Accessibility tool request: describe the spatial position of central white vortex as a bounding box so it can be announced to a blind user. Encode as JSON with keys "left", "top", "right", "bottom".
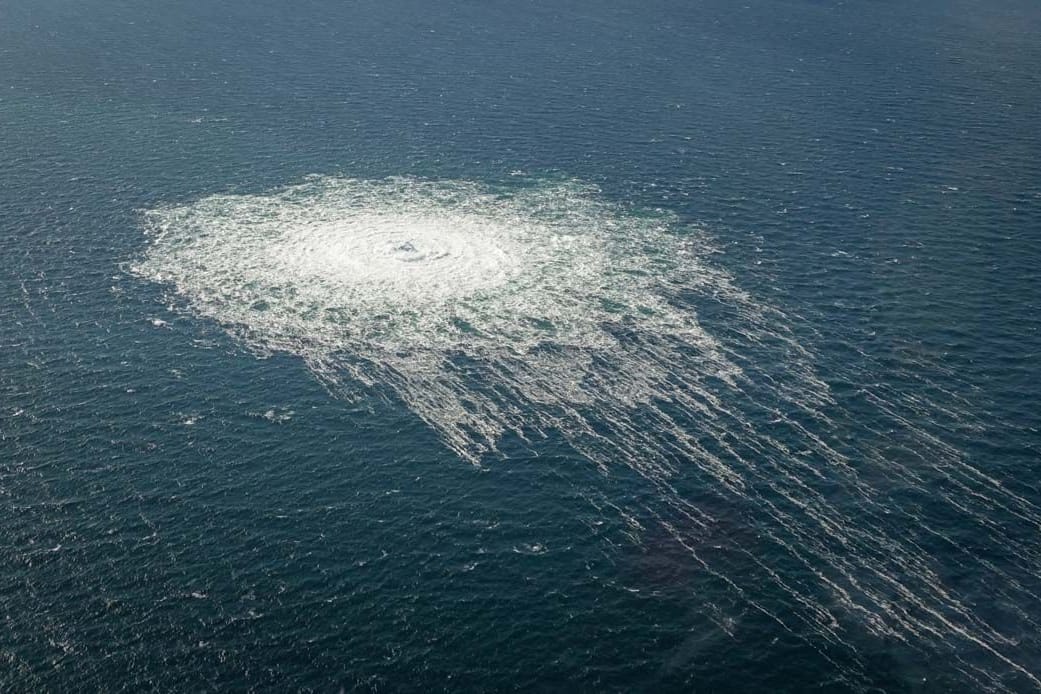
{"left": 274, "top": 213, "right": 521, "bottom": 305}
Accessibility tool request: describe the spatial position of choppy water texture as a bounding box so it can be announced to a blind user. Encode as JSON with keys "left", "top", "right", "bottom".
{"left": 3, "top": 0, "right": 1041, "bottom": 692}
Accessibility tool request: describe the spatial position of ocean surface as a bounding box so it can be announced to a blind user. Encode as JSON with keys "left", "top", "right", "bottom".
{"left": 2, "top": 1, "right": 1041, "bottom": 691}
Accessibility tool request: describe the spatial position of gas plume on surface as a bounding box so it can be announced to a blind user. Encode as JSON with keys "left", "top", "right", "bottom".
{"left": 133, "top": 175, "right": 1041, "bottom": 690}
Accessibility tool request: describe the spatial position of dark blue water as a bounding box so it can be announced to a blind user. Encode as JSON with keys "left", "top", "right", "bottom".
{"left": 3, "top": 1, "right": 1041, "bottom": 691}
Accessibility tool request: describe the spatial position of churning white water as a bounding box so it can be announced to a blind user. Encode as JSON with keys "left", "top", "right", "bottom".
{"left": 132, "top": 176, "right": 1041, "bottom": 690}
{"left": 132, "top": 176, "right": 745, "bottom": 462}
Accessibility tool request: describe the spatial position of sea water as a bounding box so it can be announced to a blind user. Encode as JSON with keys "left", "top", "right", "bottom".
{"left": 2, "top": 1, "right": 1041, "bottom": 691}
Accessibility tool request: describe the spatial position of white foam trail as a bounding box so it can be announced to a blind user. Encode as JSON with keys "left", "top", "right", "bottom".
{"left": 132, "top": 175, "right": 1041, "bottom": 690}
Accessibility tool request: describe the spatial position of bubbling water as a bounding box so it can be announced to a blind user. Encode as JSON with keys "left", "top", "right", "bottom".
{"left": 133, "top": 175, "right": 1041, "bottom": 690}
{"left": 133, "top": 176, "right": 745, "bottom": 460}
{"left": 137, "top": 177, "right": 720, "bottom": 355}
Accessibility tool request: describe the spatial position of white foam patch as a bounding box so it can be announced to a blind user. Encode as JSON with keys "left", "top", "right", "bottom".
{"left": 132, "top": 176, "right": 742, "bottom": 461}
{"left": 141, "top": 177, "right": 726, "bottom": 355}
{"left": 132, "top": 175, "right": 1041, "bottom": 690}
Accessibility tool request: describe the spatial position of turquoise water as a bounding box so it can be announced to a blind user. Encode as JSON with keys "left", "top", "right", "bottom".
{"left": 2, "top": 1, "right": 1041, "bottom": 691}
